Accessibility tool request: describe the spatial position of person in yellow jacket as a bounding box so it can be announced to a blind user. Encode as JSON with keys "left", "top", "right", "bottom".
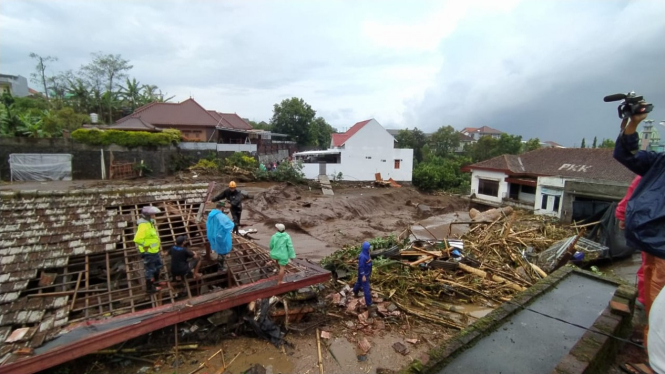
{"left": 134, "top": 206, "right": 163, "bottom": 293}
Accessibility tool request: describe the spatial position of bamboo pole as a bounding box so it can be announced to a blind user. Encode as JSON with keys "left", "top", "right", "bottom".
{"left": 458, "top": 263, "right": 525, "bottom": 292}
{"left": 316, "top": 328, "right": 324, "bottom": 374}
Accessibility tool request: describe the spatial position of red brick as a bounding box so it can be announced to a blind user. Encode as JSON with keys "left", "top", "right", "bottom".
{"left": 609, "top": 300, "right": 631, "bottom": 316}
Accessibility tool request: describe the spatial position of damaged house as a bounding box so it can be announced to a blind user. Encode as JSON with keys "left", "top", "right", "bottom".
{"left": 463, "top": 148, "right": 635, "bottom": 223}
{"left": 0, "top": 184, "right": 328, "bottom": 374}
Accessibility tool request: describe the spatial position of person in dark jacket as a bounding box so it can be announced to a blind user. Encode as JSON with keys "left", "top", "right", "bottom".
{"left": 613, "top": 110, "right": 665, "bottom": 358}
{"left": 170, "top": 236, "right": 201, "bottom": 281}
{"left": 211, "top": 181, "right": 251, "bottom": 234}
{"left": 353, "top": 241, "right": 373, "bottom": 307}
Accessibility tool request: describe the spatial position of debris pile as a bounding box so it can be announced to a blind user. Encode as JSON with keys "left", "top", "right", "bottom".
{"left": 322, "top": 209, "right": 581, "bottom": 329}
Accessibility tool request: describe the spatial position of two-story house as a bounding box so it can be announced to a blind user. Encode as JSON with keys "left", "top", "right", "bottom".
{"left": 294, "top": 119, "right": 414, "bottom": 181}
{"left": 460, "top": 126, "right": 504, "bottom": 140}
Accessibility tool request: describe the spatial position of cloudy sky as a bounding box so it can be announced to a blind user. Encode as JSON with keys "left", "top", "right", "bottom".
{"left": 1, "top": 0, "right": 663, "bottom": 146}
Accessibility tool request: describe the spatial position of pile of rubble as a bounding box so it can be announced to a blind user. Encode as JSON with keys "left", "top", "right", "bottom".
{"left": 322, "top": 208, "right": 582, "bottom": 329}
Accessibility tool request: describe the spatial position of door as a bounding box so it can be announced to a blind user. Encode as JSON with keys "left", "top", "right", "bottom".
{"left": 319, "top": 162, "right": 326, "bottom": 176}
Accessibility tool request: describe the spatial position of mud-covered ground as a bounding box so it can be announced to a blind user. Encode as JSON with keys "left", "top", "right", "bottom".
{"left": 236, "top": 182, "right": 469, "bottom": 261}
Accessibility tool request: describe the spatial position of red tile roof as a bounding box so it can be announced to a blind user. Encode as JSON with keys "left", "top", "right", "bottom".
{"left": 459, "top": 132, "right": 475, "bottom": 142}
{"left": 332, "top": 119, "right": 372, "bottom": 147}
{"left": 219, "top": 112, "right": 253, "bottom": 130}
{"left": 115, "top": 98, "right": 219, "bottom": 127}
{"left": 543, "top": 141, "right": 564, "bottom": 148}
{"left": 465, "top": 148, "right": 635, "bottom": 183}
{"left": 462, "top": 126, "right": 503, "bottom": 135}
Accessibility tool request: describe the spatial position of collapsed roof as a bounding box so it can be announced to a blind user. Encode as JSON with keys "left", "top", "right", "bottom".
{"left": 0, "top": 184, "right": 328, "bottom": 373}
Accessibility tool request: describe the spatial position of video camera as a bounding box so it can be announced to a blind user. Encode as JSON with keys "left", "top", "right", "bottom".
{"left": 603, "top": 91, "right": 654, "bottom": 119}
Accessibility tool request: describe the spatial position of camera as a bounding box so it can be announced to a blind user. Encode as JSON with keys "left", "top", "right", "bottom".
{"left": 603, "top": 91, "right": 654, "bottom": 119}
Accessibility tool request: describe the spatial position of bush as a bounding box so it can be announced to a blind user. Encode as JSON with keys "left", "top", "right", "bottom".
{"left": 190, "top": 159, "right": 219, "bottom": 174}
{"left": 224, "top": 152, "right": 257, "bottom": 169}
{"left": 71, "top": 128, "right": 181, "bottom": 148}
{"left": 413, "top": 156, "right": 471, "bottom": 193}
{"left": 256, "top": 161, "right": 305, "bottom": 183}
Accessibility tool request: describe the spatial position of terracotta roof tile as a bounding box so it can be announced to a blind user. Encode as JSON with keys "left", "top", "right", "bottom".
{"left": 332, "top": 119, "right": 372, "bottom": 147}
{"left": 467, "top": 148, "right": 635, "bottom": 183}
{"left": 0, "top": 184, "right": 209, "bottom": 354}
{"left": 115, "top": 99, "right": 219, "bottom": 127}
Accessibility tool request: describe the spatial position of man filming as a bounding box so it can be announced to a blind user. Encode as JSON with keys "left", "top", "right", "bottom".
{"left": 613, "top": 108, "right": 664, "bottom": 374}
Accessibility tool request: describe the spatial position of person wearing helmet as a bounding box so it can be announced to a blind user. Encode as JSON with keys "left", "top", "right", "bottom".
{"left": 207, "top": 201, "right": 235, "bottom": 272}
{"left": 134, "top": 206, "right": 164, "bottom": 293}
{"left": 269, "top": 223, "right": 296, "bottom": 284}
{"left": 211, "top": 181, "right": 251, "bottom": 235}
{"left": 353, "top": 241, "right": 373, "bottom": 308}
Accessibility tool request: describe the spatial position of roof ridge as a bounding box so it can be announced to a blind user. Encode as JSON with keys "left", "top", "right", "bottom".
{"left": 183, "top": 98, "right": 221, "bottom": 124}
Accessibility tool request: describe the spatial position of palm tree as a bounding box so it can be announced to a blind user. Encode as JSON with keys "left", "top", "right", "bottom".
{"left": 119, "top": 78, "right": 142, "bottom": 111}
{"left": 67, "top": 78, "right": 90, "bottom": 113}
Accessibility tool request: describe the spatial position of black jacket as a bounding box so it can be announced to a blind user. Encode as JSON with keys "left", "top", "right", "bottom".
{"left": 212, "top": 188, "right": 246, "bottom": 209}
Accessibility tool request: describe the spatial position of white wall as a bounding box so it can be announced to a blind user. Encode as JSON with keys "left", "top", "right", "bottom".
{"left": 534, "top": 176, "right": 567, "bottom": 218}
{"left": 518, "top": 189, "right": 536, "bottom": 203}
{"left": 179, "top": 142, "right": 257, "bottom": 152}
{"left": 300, "top": 147, "right": 414, "bottom": 181}
{"left": 301, "top": 119, "right": 414, "bottom": 181}
{"left": 470, "top": 170, "right": 509, "bottom": 203}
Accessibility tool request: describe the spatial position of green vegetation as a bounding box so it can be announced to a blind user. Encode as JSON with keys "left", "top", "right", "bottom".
{"left": 71, "top": 128, "right": 180, "bottom": 148}
{"left": 256, "top": 161, "right": 305, "bottom": 183}
{"left": 269, "top": 97, "right": 336, "bottom": 147}
{"left": 1, "top": 52, "right": 175, "bottom": 140}
{"left": 224, "top": 152, "right": 258, "bottom": 169}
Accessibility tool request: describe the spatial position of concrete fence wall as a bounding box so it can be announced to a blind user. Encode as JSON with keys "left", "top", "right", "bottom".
{"left": 0, "top": 138, "right": 266, "bottom": 181}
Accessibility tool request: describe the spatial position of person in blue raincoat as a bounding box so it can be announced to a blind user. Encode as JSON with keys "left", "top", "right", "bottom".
{"left": 207, "top": 201, "right": 235, "bottom": 271}
{"left": 353, "top": 241, "right": 373, "bottom": 307}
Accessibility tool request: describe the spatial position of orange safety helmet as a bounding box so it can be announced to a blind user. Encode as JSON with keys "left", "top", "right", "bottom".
{"left": 229, "top": 181, "right": 237, "bottom": 188}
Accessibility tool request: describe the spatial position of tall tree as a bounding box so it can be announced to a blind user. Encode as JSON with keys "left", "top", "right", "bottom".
{"left": 249, "top": 120, "right": 272, "bottom": 131}
{"left": 592, "top": 136, "right": 597, "bottom": 148}
{"left": 120, "top": 78, "right": 142, "bottom": 111}
{"left": 495, "top": 133, "right": 523, "bottom": 155}
{"left": 429, "top": 125, "right": 460, "bottom": 157}
{"left": 581, "top": 138, "right": 586, "bottom": 148}
{"left": 82, "top": 52, "right": 133, "bottom": 123}
{"left": 310, "top": 116, "right": 335, "bottom": 148}
{"left": 270, "top": 97, "right": 316, "bottom": 146}
{"left": 523, "top": 138, "right": 541, "bottom": 152}
{"left": 395, "top": 128, "right": 428, "bottom": 162}
{"left": 29, "top": 53, "right": 58, "bottom": 101}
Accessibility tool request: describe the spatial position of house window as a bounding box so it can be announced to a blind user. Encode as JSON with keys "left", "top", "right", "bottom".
{"left": 394, "top": 159, "right": 401, "bottom": 169}
{"left": 541, "top": 196, "right": 548, "bottom": 210}
{"left": 365, "top": 156, "right": 372, "bottom": 159}
{"left": 521, "top": 185, "right": 536, "bottom": 194}
{"left": 478, "top": 179, "right": 499, "bottom": 197}
{"left": 553, "top": 196, "right": 561, "bottom": 211}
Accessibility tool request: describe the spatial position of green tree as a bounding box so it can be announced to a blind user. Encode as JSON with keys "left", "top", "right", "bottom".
{"left": 269, "top": 97, "right": 316, "bottom": 146}
{"left": 429, "top": 125, "right": 460, "bottom": 157}
{"left": 119, "top": 78, "right": 142, "bottom": 111}
{"left": 82, "top": 52, "right": 133, "bottom": 123}
{"left": 67, "top": 78, "right": 91, "bottom": 113}
{"left": 467, "top": 136, "right": 499, "bottom": 162}
{"left": 395, "top": 128, "right": 428, "bottom": 162}
{"left": 523, "top": 138, "right": 541, "bottom": 153}
{"left": 496, "top": 133, "right": 523, "bottom": 155}
{"left": 592, "top": 136, "right": 597, "bottom": 148}
{"left": 599, "top": 139, "right": 615, "bottom": 149}
{"left": 581, "top": 138, "right": 586, "bottom": 148}
{"left": 412, "top": 155, "right": 471, "bottom": 192}
{"left": 29, "top": 53, "right": 58, "bottom": 101}
{"left": 310, "top": 116, "right": 335, "bottom": 148}
{"left": 249, "top": 120, "right": 272, "bottom": 131}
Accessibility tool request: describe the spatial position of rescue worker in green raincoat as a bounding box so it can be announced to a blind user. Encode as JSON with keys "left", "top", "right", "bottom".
{"left": 269, "top": 223, "right": 296, "bottom": 284}
{"left": 134, "top": 206, "right": 163, "bottom": 293}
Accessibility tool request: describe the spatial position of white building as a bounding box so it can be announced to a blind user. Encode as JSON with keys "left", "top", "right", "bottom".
{"left": 460, "top": 126, "right": 504, "bottom": 140}
{"left": 294, "top": 119, "right": 414, "bottom": 181}
{"left": 463, "top": 148, "right": 636, "bottom": 222}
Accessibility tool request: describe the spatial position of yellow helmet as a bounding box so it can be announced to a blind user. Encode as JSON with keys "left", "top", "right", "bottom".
{"left": 229, "top": 181, "right": 237, "bottom": 188}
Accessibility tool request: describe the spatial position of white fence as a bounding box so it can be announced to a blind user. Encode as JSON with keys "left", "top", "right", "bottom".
{"left": 179, "top": 142, "right": 257, "bottom": 152}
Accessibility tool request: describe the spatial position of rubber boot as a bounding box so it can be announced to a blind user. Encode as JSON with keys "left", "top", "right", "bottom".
{"left": 146, "top": 279, "right": 155, "bottom": 294}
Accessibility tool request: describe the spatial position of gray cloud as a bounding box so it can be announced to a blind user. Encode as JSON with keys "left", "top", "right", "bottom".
{"left": 1, "top": 0, "right": 663, "bottom": 142}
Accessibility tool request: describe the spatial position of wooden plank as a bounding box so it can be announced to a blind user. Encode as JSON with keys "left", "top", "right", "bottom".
{"left": 105, "top": 252, "right": 113, "bottom": 312}
{"left": 69, "top": 272, "right": 83, "bottom": 311}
